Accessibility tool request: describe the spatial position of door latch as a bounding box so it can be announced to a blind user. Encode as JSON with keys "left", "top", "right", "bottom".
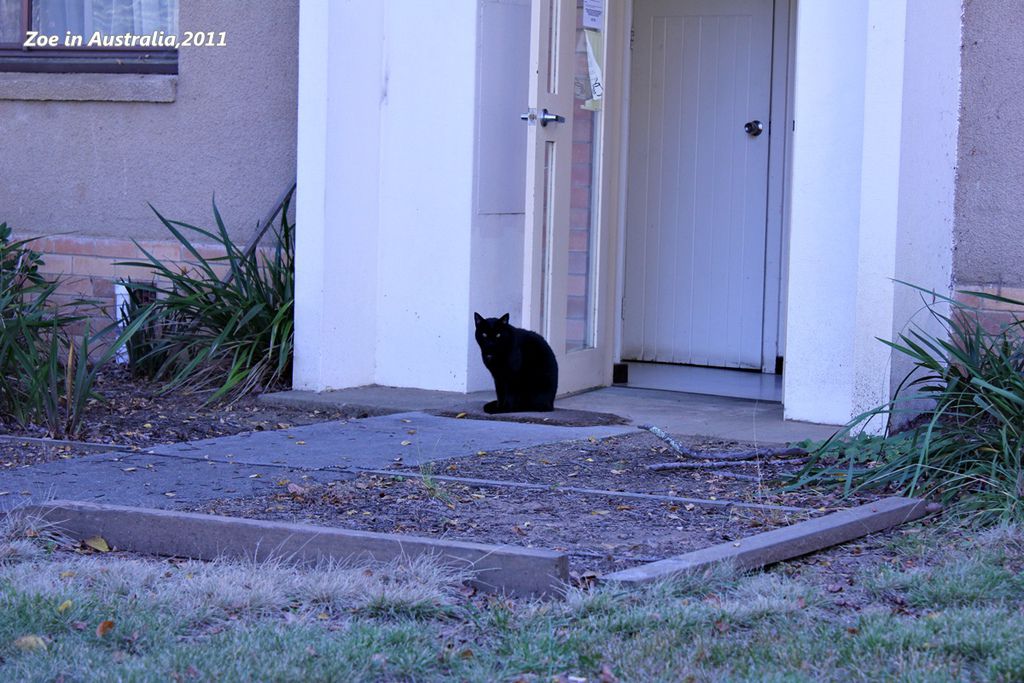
{"left": 520, "top": 108, "right": 566, "bottom": 127}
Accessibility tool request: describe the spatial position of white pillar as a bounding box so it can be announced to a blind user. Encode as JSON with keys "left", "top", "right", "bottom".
{"left": 783, "top": 1, "right": 909, "bottom": 426}
{"left": 294, "top": 0, "right": 383, "bottom": 390}
{"left": 295, "top": 0, "right": 480, "bottom": 392}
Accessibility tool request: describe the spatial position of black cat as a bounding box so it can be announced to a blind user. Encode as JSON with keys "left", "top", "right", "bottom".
{"left": 474, "top": 312, "right": 558, "bottom": 413}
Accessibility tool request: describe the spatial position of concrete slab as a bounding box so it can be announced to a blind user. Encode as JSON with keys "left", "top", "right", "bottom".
{"left": 147, "top": 411, "right": 633, "bottom": 469}
{"left": 259, "top": 385, "right": 492, "bottom": 415}
{"left": 0, "top": 412, "right": 632, "bottom": 512}
{"left": 429, "top": 405, "right": 629, "bottom": 427}
{"left": 605, "top": 497, "right": 935, "bottom": 585}
{"left": 21, "top": 500, "right": 568, "bottom": 597}
{"left": 262, "top": 384, "right": 840, "bottom": 443}
{"left": 558, "top": 387, "right": 841, "bottom": 443}
{"left": 0, "top": 451, "right": 348, "bottom": 512}
{"left": 262, "top": 386, "right": 628, "bottom": 427}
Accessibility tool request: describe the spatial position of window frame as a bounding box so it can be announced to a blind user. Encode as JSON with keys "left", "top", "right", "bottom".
{"left": 0, "top": 0, "right": 177, "bottom": 74}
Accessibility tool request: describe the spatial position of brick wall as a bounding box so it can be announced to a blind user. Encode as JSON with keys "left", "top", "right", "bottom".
{"left": 27, "top": 234, "right": 231, "bottom": 326}
{"left": 954, "top": 285, "right": 1024, "bottom": 336}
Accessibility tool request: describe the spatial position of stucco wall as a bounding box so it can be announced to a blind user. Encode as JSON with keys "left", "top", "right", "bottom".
{"left": 0, "top": 0, "right": 298, "bottom": 242}
{"left": 954, "top": 0, "right": 1024, "bottom": 288}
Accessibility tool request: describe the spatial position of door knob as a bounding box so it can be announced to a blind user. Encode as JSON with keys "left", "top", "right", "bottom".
{"left": 744, "top": 120, "right": 764, "bottom": 137}
{"left": 520, "top": 108, "right": 566, "bottom": 127}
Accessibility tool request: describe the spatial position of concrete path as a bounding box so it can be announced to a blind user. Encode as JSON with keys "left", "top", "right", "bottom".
{"left": 263, "top": 385, "right": 841, "bottom": 443}
{"left": 0, "top": 412, "right": 632, "bottom": 512}
{"left": 557, "top": 387, "right": 840, "bottom": 443}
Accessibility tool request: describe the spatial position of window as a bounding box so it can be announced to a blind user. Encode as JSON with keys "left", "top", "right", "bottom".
{"left": 0, "top": 0, "right": 178, "bottom": 73}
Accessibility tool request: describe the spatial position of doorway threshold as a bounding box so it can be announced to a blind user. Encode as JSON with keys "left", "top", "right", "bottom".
{"left": 620, "top": 363, "right": 782, "bottom": 402}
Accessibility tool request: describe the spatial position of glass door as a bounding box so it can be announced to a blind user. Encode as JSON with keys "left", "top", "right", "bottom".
{"left": 523, "top": 0, "right": 620, "bottom": 394}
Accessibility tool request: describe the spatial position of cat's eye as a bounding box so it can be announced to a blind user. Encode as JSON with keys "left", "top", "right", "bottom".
{"left": 495, "top": 333, "right": 501, "bottom": 338}
{"left": 481, "top": 333, "right": 488, "bottom": 338}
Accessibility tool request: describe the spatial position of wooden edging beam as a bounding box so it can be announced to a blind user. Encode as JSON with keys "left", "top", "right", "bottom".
{"left": 603, "top": 497, "right": 938, "bottom": 585}
{"left": 17, "top": 500, "right": 568, "bottom": 598}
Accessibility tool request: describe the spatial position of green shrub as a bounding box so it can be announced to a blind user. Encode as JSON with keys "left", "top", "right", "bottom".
{"left": 119, "top": 189, "right": 295, "bottom": 403}
{"left": 793, "top": 284, "right": 1024, "bottom": 524}
{"left": 0, "top": 223, "right": 149, "bottom": 438}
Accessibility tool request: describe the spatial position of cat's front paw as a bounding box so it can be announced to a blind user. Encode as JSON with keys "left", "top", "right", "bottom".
{"left": 483, "top": 400, "right": 500, "bottom": 414}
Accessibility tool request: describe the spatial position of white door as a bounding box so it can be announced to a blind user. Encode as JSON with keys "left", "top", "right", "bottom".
{"left": 622, "top": 0, "right": 775, "bottom": 370}
{"left": 523, "top": 0, "right": 625, "bottom": 394}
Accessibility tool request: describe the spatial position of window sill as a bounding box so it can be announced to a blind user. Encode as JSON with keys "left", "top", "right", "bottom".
{"left": 0, "top": 72, "right": 176, "bottom": 103}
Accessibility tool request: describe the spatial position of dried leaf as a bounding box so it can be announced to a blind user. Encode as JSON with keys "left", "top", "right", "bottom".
{"left": 13, "top": 635, "right": 47, "bottom": 652}
{"left": 454, "top": 412, "right": 467, "bottom": 419}
{"left": 96, "top": 620, "right": 115, "bottom": 637}
{"left": 83, "top": 536, "right": 110, "bottom": 553}
{"left": 122, "top": 467, "right": 137, "bottom": 473}
{"left": 57, "top": 599, "right": 73, "bottom": 614}
{"left": 599, "top": 663, "right": 620, "bottom": 683}
{"left": 590, "top": 510, "right": 610, "bottom": 516}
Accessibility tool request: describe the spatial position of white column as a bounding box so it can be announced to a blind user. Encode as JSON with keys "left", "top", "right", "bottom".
{"left": 889, "top": 0, "right": 960, "bottom": 410}
{"left": 372, "top": 0, "right": 479, "bottom": 391}
{"left": 294, "top": 0, "right": 480, "bottom": 392}
{"left": 294, "top": 0, "right": 384, "bottom": 390}
{"left": 850, "top": 0, "right": 908, "bottom": 424}
{"left": 783, "top": 1, "right": 909, "bottom": 426}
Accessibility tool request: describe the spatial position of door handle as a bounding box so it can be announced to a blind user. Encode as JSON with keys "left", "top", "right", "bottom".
{"left": 520, "top": 108, "right": 566, "bottom": 127}
{"left": 744, "top": 120, "right": 764, "bottom": 137}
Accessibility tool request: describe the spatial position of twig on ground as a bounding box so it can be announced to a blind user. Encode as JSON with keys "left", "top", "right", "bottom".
{"left": 646, "top": 458, "right": 806, "bottom": 471}
{"left": 711, "top": 471, "right": 799, "bottom": 482}
{"left": 358, "top": 468, "right": 809, "bottom": 512}
{"left": 638, "top": 424, "right": 808, "bottom": 462}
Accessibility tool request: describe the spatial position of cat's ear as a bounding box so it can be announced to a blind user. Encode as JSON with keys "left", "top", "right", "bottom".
{"left": 474, "top": 312, "right": 484, "bottom": 327}
{"left": 499, "top": 313, "right": 510, "bottom": 325}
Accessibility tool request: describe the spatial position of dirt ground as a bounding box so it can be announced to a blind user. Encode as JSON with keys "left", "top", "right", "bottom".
{"left": 192, "top": 432, "right": 887, "bottom": 577}
{"left": 2, "top": 376, "right": 911, "bottom": 582}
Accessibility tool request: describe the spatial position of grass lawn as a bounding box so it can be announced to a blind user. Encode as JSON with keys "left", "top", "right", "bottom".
{"left": 2, "top": 512, "right": 1023, "bottom": 682}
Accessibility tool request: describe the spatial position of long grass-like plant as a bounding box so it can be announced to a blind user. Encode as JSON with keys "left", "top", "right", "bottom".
{"left": 792, "top": 283, "right": 1024, "bottom": 524}
{"left": 0, "top": 223, "right": 150, "bottom": 438}
{"left": 119, "top": 188, "right": 295, "bottom": 402}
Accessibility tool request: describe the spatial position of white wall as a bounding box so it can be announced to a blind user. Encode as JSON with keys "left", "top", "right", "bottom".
{"left": 373, "top": 1, "right": 479, "bottom": 390}
{"left": 784, "top": 1, "right": 871, "bottom": 425}
{"left": 295, "top": 0, "right": 529, "bottom": 393}
{"left": 468, "top": 0, "right": 531, "bottom": 391}
{"left": 784, "top": 0, "right": 960, "bottom": 427}
{"left": 890, "top": 0, "right": 960, "bottom": 415}
{"left": 295, "top": 0, "right": 383, "bottom": 389}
